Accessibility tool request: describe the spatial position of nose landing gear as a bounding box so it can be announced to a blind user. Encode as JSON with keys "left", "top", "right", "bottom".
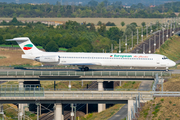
{"left": 166, "top": 67, "right": 169, "bottom": 72}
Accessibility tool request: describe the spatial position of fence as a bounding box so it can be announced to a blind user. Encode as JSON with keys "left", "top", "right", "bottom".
{"left": 0, "top": 87, "right": 44, "bottom": 97}
{"left": 0, "top": 71, "right": 171, "bottom": 77}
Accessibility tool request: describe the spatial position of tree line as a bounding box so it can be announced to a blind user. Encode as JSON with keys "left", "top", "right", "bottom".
{"left": 0, "top": 1, "right": 178, "bottom": 18}
{"left": 0, "top": 17, "right": 165, "bottom": 52}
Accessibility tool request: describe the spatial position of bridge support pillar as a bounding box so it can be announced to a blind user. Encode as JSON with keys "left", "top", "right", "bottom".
{"left": 18, "top": 80, "right": 24, "bottom": 90}
{"left": 97, "top": 80, "right": 106, "bottom": 113}
{"left": 0, "top": 104, "right": 4, "bottom": 120}
{"left": 54, "top": 103, "right": 63, "bottom": 120}
{"left": 98, "top": 103, "right": 106, "bottom": 113}
{"left": 18, "top": 104, "right": 24, "bottom": 120}
{"left": 18, "top": 80, "right": 24, "bottom": 120}
{"left": 128, "top": 99, "right": 134, "bottom": 120}
{"left": 97, "top": 80, "right": 104, "bottom": 91}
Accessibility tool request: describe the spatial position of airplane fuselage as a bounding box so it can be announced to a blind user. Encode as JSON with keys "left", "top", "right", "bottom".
{"left": 22, "top": 52, "right": 176, "bottom": 68}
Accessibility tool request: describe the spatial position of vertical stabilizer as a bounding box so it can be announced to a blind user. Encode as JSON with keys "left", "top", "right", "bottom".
{"left": 6, "top": 37, "right": 43, "bottom": 55}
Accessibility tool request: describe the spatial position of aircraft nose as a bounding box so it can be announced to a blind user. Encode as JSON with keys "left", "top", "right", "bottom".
{"left": 170, "top": 61, "right": 176, "bottom": 67}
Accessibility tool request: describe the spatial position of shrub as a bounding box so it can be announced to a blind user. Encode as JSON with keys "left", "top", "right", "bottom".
{"left": 86, "top": 23, "right": 91, "bottom": 26}
{"left": 106, "top": 22, "right": 116, "bottom": 26}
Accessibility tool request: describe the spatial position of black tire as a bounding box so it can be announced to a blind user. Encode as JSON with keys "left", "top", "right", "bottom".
{"left": 84, "top": 67, "right": 89, "bottom": 71}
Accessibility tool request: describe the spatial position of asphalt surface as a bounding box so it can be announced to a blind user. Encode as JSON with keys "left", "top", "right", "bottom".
{"left": 138, "top": 81, "right": 153, "bottom": 91}
{"left": 171, "top": 69, "right": 180, "bottom": 74}
{"left": 108, "top": 104, "right": 128, "bottom": 120}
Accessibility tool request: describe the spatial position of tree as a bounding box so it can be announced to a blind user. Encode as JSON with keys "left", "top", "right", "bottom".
{"left": 121, "top": 21, "right": 125, "bottom": 27}
{"left": 0, "top": 35, "right": 4, "bottom": 44}
{"left": 107, "top": 27, "right": 123, "bottom": 42}
{"left": 90, "top": 23, "right": 96, "bottom": 32}
{"left": 130, "top": 22, "right": 137, "bottom": 27}
{"left": 45, "top": 40, "right": 59, "bottom": 52}
{"left": 97, "top": 21, "right": 102, "bottom": 26}
{"left": 106, "top": 22, "right": 116, "bottom": 26}
{"left": 88, "top": 0, "right": 98, "bottom": 7}
{"left": 141, "top": 22, "right": 146, "bottom": 27}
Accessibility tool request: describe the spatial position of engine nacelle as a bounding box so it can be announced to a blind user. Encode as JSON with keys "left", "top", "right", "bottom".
{"left": 35, "top": 56, "right": 60, "bottom": 63}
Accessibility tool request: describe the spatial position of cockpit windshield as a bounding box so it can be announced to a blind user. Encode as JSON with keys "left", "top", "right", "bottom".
{"left": 162, "top": 56, "right": 168, "bottom": 60}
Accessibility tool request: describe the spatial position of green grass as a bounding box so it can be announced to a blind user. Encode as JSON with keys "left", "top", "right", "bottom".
{"left": 3, "top": 104, "right": 37, "bottom": 120}
{"left": 79, "top": 104, "right": 124, "bottom": 120}
{"left": 115, "top": 81, "right": 141, "bottom": 90}
{"left": 0, "top": 56, "right": 6, "bottom": 59}
{"left": 0, "top": 44, "right": 20, "bottom": 47}
{"left": 59, "top": 47, "right": 67, "bottom": 51}
{"left": 156, "top": 35, "right": 180, "bottom": 61}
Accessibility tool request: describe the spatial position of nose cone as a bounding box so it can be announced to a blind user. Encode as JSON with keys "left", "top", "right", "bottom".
{"left": 170, "top": 61, "right": 176, "bottom": 67}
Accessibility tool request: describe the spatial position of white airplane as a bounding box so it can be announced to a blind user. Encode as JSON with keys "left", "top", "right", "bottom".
{"left": 7, "top": 37, "right": 176, "bottom": 71}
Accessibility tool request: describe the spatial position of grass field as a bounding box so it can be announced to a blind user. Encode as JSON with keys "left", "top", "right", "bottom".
{"left": 138, "top": 97, "right": 180, "bottom": 120}
{"left": 161, "top": 74, "right": 180, "bottom": 91}
{"left": 156, "top": 35, "right": 180, "bottom": 62}
{"left": 0, "top": 48, "right": 40, "bottom": 66}
{"left": 3, "top": 104, "right": 36, "bottom": 120}
{"left": 79, "top": 104, "right": 124, "bottom": 120}
{"left": 115, "top": 81, "right": 141, "bottom": 90}
{"left": 0, "top": 17, "right": 164, "bottom": 27}
{"left": 41, "top": 81, "right": 92, "bottom": 90}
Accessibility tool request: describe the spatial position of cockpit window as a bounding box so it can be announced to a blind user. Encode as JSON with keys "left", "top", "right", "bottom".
{"left": 162, "top": 56, "right": 168, "bottom": 60}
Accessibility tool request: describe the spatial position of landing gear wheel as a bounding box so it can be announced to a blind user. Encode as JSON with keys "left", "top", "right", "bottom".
{"left": 84, "top": 67, "right": 89, "bottom": 71}
{"left": 166, "top": 67, "right": 169, "bottom": 72}
{"left": 81, "top": 68, "right": 85, "bottom": 71}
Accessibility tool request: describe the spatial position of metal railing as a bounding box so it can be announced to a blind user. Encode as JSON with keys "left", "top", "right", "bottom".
{"left": 0, "top": 87, "right": 44, "bottom": 97}
{"left": 152, "top": 73, "right": 159, "bottom": 91}
{"left": 0, "top": 71, "right": 171, "bottom": 77}
{"left": 43, "top": 88, "right": 151, "bottom": 91}
{"left": 153, "top": 91, "right": 180, "bottom": 97}
{"left": 0, "top": 84, "right": 41, "bottom": 88}
{"left": 44, "top": 91, "right": 154, "bottom": 100}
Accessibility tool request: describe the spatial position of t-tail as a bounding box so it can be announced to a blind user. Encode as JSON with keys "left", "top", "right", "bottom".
{"left": 6, "top": 37, "right": 43, "bottom": 55}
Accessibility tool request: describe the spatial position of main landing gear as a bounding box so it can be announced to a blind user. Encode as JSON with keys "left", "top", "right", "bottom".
{"left": 80, "top": 67, "right": 89, "bottom": 71}
{"left": 166, "top": 67, "right": 169, "bottom": 72}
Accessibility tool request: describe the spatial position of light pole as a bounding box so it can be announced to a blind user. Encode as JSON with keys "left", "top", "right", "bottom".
{"left": 149, "top": 38, "right": 151, "bottom": 53}
{"left": 137, "top": 29, "right": 138, "bottom": 45}
{"left": 125, "top": 35, "right": 127, "bottom": 52}
{"left": 159, "top": 30, "right": 160, "bottom": 49}
{"left": 146, "top": 24, "right": 148, "bottom": 38}
{"left": 132, "top": 32, "right": 133, "bottom": 49}
{"left": 141, "top": 27, "right": 143, "bottom": 42}
{"left": 154, "top": 34, "right": 156, "bottom": 53}
{"left": 143, "top": 44, "right": 145, "bottom": 54}
{"left": 119, "top": 39, "right": 121, "bottom": 53}
{"left": 166, "top": 23, "right": 168, "bottom": 41}
{"left": 162, "top": 27, "right": 165, "bottom": 44}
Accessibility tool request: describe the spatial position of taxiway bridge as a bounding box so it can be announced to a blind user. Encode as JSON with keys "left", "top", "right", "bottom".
{"left": 0, "top": 71, "right": 170, "bottom": 81}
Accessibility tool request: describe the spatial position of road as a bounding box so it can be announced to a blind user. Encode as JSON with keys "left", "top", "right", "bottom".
{"left": 138, "top": 81, "right": 153, "bottom": 91}
{"left": 108, "top": 104, "right": 128, "bottom": 120}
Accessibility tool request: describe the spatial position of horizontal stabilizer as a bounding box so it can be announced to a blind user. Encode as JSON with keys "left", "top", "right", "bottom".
{"left": 6, "top": 37, "right": 42, "bottom": 55}
{"left": 6, "top": 37, "right": 29, "bottom": 41}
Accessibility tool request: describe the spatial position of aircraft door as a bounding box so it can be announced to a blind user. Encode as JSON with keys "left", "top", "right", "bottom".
{"left": 156, "top": 57, "right": 160, "bottom": 64}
